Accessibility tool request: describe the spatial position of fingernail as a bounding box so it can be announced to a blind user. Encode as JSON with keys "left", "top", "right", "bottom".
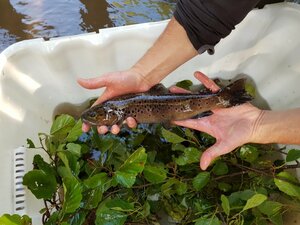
{"left": 201, "top": 160, "right": 209, "bottom": 170}
{"left": 111, "top": 125, "right": 120, "bottom": 134}
{"left": 82, "top": 124, "right": 90, "bottom": 132}
{"left": 98, "top": 126, "right": 108, "bottom": 134}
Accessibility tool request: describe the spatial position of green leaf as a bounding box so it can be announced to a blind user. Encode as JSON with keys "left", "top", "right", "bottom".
{"left": 138, "top": 201, "right": 151, "bottom": 219}
{"left": 239, "top": 189, "right": 256, "bottom": 201}
{"left": 96, "top": 210, "right": 126, "bottom": 225}
{"left": 66, "top": 143, "right": 82, "bottom": 158}
{"left": 212, "top": 161, "right": 228, "bottom": 176}
{"left": 171, "top": 143, "right": 186, "bottom": 152}
{"left": 194, "top": 216, "right": 221, "bottom": 225}
{"left": 200, "top": 133, "right": 216, "bottom": 146}
{"left": 0, "top": 214, "right": 32, "bottom": 225}
{"left": 193, "top": 172, "right": 210, "bottom": 191}
{"left": 50, "top": 114, "right": 75, "bottom": 136}
{"left": 268, "top": 213, "right": 283, "bottom": 225}
{"left": 242, "top": 194, "right": 267, "bottom": 212}
{"left": 93, "top": 133, "right": 118, "bottom": 153}
{"left": 82, "top": 187, "right": 103, "bottom": 210}
{"left": 286, "top": 149, "right": 300, "bottom": 162}
{"left": 274, "top": 171, "right": 300, "bottom": 199}
{"left": 176, "top": 181, "right": 188, "bottom": 195}
{"left": 218, "top": 182, "right": 231, "bottom": 192}
{"left": 221, "top": 195, "right": 230, "bottom": 216}
{"left": 66, "top": 119, "right": 83, "bottom": 142}
{"left": 84, "top": 173, "right": 109, "bottom": 189}
{"left": 114, "top": 171, "right": 136, "bottom": 188}
{"left": 258, "top": 200, "right": 282, "bottom": 216}
{"left": 163, "top": 198, "right": 188, "bottom": 222}
{"left": 228, "top": 190, "right": 255, "bottom": 208}
{"left": 117, "top": 147, "right": 147, "bottom": 173}
{"left": 69, "top": 211, "right": 88, "bottom": 225}
{"left": 245, "top": 82, "right": 256, "bottom": 98}
{"left": 58, "top": 150, "right": 80, "bottom": 177}
{"left": 62, "top": 177, "right": 82, "bottom": 214}
{"left": 239, "top": 145, "right": 259, "bottom": 163}
{"left": 33, "top": 155, "right": 55, "bottom": 175}
{"left": 114, "top": 147, "right": 147, "bottom": 188}
{"left": 44, "top": 211, "right": 59, "bottom": 225}
{"left": 106, "top": 199, "right": 134, "bottom": 212}
{"left": 161, "top": 128, "right": 186, "bottom": 144}
{"left": 143, "top": 164, "right": 167, "bottom": 184}
{"left": 174, "top": 147, "right": 201, "bottom": 166}
{"left": 146, "top": 151, "right": 157, "bottom": 163}
{"left": 184, "top": 128, "right": 199, "bottom": 143}
{"left": 45, "top": 135, "right": 57, "bottom": 156}
{"left": 26, "top": 138, "right": 35, "bottom": 148}
{"left": 161, "top": 178, "right": 187, "bottom": 198}
{"left": 96, "top": 199, "right": 128, "bottom": 225}
{"left": 23, "top": 170, "right": 57, "bottom": 199}
{"left": 175, "top": 79, "right": 193, "bottom": 90}
{"left": 257, "top": 201, "right": 284, "bottom": 225}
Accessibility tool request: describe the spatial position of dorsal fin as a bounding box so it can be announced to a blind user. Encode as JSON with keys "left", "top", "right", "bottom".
{"left": 109, "top": 83, "right": 169, "bottom": 102}
{"left": 147, "top": 83, "right": 169, "bottom": 95}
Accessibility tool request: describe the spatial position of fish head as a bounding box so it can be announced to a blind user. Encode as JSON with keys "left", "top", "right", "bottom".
{"left": 81, "top": 105, "right": 120, "bottom": 126}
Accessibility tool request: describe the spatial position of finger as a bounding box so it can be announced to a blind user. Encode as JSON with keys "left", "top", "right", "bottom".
{"left": 111, "top": 125, "right": 121, "bottom": 134}
{"left": 194, "top": 71, "right": 220, "bottom": 93}
{"left": 98, "top": 126, "right": 109, "bottom": 134}
{"left": 126, "top": 117, "right": 137, "bottom": 128}
{"left": 172, "top": 118, "right": 215, "bottom": 137}
{"left": 169, "top": 86, "right": 191, "bottom": 94}
{"left": 77, "top": 77, "right": 108, "bottom": 90}
{"left": 199, "top": 141, "right": 230, "bottom": 170}
{"left": 82, "top": 123, "right": 90, "bottom": 132}
{"left": 92, "top": 90, "right": 114, "bottom": 106}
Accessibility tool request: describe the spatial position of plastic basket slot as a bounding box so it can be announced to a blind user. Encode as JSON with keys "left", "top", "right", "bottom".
{"left": 13, "top": 147, "right": 27, "bottom": 215}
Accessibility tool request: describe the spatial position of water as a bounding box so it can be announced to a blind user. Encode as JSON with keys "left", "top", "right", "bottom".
{"left": 1, "top": 0, "right": 299, "bottom": 53}
{"left": 0, "top": 0, "right": 176, "bottom": 52}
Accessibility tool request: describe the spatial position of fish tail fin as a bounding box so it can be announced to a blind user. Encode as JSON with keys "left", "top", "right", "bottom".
{"left": 222, "top": 79, "right": 253, "bottom": 105}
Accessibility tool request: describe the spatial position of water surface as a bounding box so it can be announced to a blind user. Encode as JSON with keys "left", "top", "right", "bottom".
{"left": 0, "top": 0, "right": 176, "bottom": 52}
{"left": 1, "top": 0, "right": 300, "bottom": 52}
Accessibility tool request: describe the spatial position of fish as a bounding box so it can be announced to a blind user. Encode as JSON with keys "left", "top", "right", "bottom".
{"left": 81, "top": 79, "right": 253, "bottom": 126}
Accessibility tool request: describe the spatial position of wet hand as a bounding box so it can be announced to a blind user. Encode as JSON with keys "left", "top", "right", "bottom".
{"left": 173, "top": 104, "right": 262, "bottom": 170}
{"left": 171, "top": 72, "right": 262, "bottom": 170}
{"left": 77, "top": 69, "right": 151, "bottom": 134}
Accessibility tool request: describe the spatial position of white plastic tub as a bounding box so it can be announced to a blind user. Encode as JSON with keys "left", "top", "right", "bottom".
{"left": 0, "top": 2, "right": 300, "bottom": 224}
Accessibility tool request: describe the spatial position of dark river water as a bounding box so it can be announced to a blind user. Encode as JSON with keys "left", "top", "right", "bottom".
{"left": 1, "top": 0, "right": 300, "bottom": 53}
{"left": 0, "top": 0, "right": 176, "bottom": 52}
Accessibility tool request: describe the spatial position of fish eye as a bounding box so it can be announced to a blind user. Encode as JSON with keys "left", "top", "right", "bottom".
{"left": 89, "top": 111, "right": 97, "bottom": 118}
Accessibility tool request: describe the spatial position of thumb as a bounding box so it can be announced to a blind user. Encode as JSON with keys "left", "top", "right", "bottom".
{"left": 200, "top": 141, "right": 230, "bottom": 170}
{"left": 77, "top": 76, "right": 108, "bottom": 89}
{"left": 172, "top": 118, "right": 215, "bottom": 137}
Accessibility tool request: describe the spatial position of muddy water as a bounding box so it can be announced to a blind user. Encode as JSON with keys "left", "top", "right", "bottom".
{"left": 0, "top": 0, "right": 176, "bottom": 52}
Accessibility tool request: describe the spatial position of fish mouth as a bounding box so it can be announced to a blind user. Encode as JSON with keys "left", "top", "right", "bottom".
{"left": 81, "top": 117, "right": 99, "bottom": 126}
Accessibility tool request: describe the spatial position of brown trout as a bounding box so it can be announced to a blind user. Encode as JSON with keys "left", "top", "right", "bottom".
{"left": 81, "top": 79, "right": 253, "bottom": 126}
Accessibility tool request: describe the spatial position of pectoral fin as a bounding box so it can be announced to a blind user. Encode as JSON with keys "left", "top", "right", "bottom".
{"left": 192, "top": 111, "right": 213, "bottom": 119}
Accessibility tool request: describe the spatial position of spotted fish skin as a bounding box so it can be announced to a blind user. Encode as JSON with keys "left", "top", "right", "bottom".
{"left": 81, "top": 79, "right": 253, "bottom": 126}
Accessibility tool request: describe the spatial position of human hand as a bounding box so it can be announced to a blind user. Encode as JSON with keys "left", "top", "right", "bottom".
{"left": 171, "top": 72, "right": 262, "bottom": 170}
{"left": 77, "top": 69, "right": 151, "bottom": 134}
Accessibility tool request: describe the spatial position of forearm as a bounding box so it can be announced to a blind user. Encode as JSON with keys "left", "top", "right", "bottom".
{"left": 253, "top": 109, "right": 300, "bottom": 144}
{"left": 131, "top": 17, "right": 198, "bottom": 87}
{"left": 131, "top": 0, "right": 260, "bottom": 87}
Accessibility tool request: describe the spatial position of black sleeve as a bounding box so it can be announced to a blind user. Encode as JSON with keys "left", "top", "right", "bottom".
{"left": 173, "top": 0, "right": 261, "bottom": 54}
